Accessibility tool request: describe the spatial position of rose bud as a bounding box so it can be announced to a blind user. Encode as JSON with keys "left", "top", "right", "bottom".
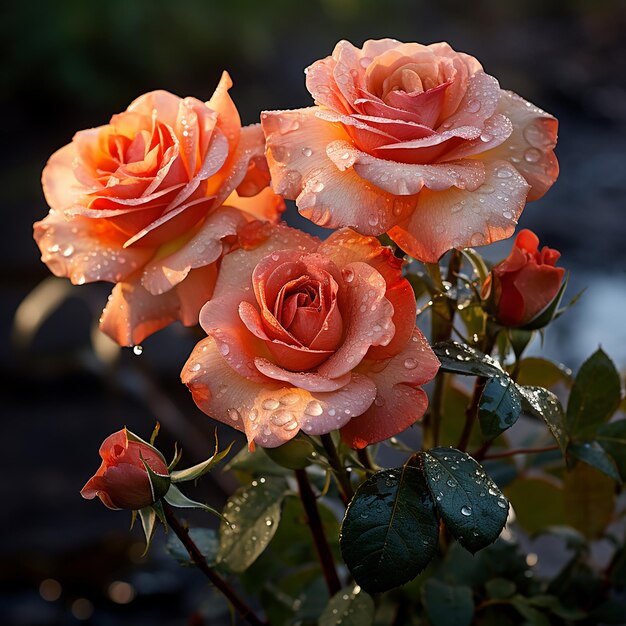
{"left": 81, "top": 429, "right": 170, "bottom": 510}
{"left": 481, "top": 229, "right": 565, "bottom": 327}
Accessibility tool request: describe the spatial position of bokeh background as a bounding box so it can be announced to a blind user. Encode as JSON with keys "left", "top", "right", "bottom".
{"left": 2, "top": 0, "right": 626, "bottom": 623}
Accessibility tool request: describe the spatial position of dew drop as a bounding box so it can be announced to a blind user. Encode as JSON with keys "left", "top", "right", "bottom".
{"left": 227, "top": 408, "right": 241, "bottom": 422}
{"left": 496, "top": 167, "right": 513, "bottom": 178}
{"left": 262, "top": 398, "right": 280, "bottom": 410}
{"left": 62, "top": 244, "right": 74, "bottom": 257}
{"left": 404, "top": 358, "right": 418, "bottom": 370}
{"left": 524, "top": 148, "right": 541, "bottom": 163}
{"left": 133, "top": 345, "right": 143, "bottom": 356}
{"left": 466, "top": 99, "right": 481, "bottom": 113}
{"left": 304, "top": 400, "right": 323, "bottom": 417}
{"left": 189, "top": 363, "right": 201, "bottom": 372}
{"left": 302, "top": 147, "right": 313, "bottom": 157}
{"left": 219, "top": 343, "right": 230, "bottom": 356}
{"left": 461, "top": 505, "right": 472, "bottom": 516}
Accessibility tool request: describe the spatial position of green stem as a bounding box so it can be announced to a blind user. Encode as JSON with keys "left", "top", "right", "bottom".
{"left": 320, "top": 433, "right": 353, "bottom": 505}
{"left": 457, "top": 327, "right": 498, "bottom": 452}
{"left": 477, "top": 444, "right": 560, "bottom": 461}
{"left": 295, "top": 469, "right": 342, "bottom": 596}
{"left": 357, "top": 447, "right": 376, "bottom": 472}
{"left": 424, "top": 251, "right": 462, "bottom": 449}
{"left": 162, "top": 502, "right": 266, "bottom": 626}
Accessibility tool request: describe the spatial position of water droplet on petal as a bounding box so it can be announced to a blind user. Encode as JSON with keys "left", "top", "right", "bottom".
{"left": 524, "top": 148, "right": 541, "bottom": 163}
{"left": 404, "top": 358, "right": 418, "bottom": 369}
{"left": 262, "top": 398, "right": 280, "bottom": 410}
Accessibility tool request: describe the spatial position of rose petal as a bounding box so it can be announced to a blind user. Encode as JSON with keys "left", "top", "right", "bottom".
{"left": 388, "top": 159, "right": 530, "bottom": 262}
{"left": 317, "top": 261, "right": 395, "bottom": 378}
{"left": 99, "top": 274, "right": 182, "bottom": 346}
{"left": 341, "top": 328, "right": 440, "bottom": 448}
{"left": 327, "top": 139, "right": 485, "bottom": 194}
{"left": 141, "top": 207, "right": 247, "bottom": 295}
{"left": 261, "top": 108, "right": 418, "bottom": 235}
{"left": 487, "top": 90, "right": 559, "bottom": 201}
{"left": 199, "top": 226, "right": 319, "bottom": 381}
{"left": 207, "top": 71, "right": 241, "bottom": 149}
{"left": 41, "top": 143, "right": 85, "bottom": 212}
{"left": 225, "top": 187, "right": 285, "bottom": 223}
{"left": 305, "top": 56, "right": 352, "bottom": 113}
{"left": 33, "top": 212, "right": 152, "bottom": 286}
{"left": 182, "top": 337, "right": 376, "bottom": 447}
{"left": 254, "top": 358, "right": 351, "bottom": 392}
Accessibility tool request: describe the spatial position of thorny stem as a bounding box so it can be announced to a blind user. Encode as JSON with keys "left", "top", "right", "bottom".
{"left": 162, "top": 502, "right": 267, "bottom": 626}
{"left": 295, "top": 468, "right": 342, "bottom": 596}
{"left": 477, "top": 444, "right": 560, "bottom": 460}
{"left": 320, "top": 433, "right": 353, "bottom": 505}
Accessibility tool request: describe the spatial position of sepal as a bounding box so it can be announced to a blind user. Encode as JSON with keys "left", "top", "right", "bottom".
{"left": 170, "top": 431, "right": 234, "bottom": 483}
{"left": 164, "top": 483, "right": 227, "bottom": 523}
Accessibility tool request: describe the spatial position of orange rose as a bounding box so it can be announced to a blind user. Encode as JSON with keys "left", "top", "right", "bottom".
{"left": 181, "top": 224, "right": 440, "bottom": 449}
{"left": 34, "top": 72, "right": 284, "bottom": 346}
{"left": 482, "top": 229, "right": 565, "bottom": 327}
{"left": 81, "top": 429, "right": 169, "bottom": 510}
{"left": 261, "top": 39, "right": 559, "bottom": 262}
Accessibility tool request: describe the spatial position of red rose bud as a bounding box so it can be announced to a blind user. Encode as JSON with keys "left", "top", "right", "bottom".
{"left": 482, "top": 229, "right": 565, "bottom": 327}
{"left": 81, "top": 429, "right": 170, "bottom": 510}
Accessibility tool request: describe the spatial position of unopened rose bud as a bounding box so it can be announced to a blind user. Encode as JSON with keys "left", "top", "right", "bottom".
{"left": 81, "top": 429, "right": 170, "bottom": 510}
{"left": 482, "top": 229, "right": 565, "bottom": 328}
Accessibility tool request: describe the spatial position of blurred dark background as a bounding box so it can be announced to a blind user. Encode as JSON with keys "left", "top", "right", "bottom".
{"left": 2, "top": 0, "right": 626, "bottom": 623}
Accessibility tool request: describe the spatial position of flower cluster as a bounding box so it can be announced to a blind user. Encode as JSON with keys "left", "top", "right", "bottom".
{"left": 34, "top": 39, "right": 560, "bottom": 449}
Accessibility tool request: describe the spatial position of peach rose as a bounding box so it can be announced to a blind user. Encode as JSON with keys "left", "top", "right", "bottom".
{"left": 482, "top": 229, "right": 565, "bottom": 327}
{"left": 34, "top": 72, "right": 284, "bottom": 346}
{"left": 181, "top": 224, "right": 440, "bottom": 449}
{"left": 261, "top": 39, "right": 559, "bottom": 262}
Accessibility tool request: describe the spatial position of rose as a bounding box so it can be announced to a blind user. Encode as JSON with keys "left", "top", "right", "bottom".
{"left": 34, "top": 72, "right": 284, "bottom": 346}
{"left": 181, "top": 223, "right": 440, "bottom": 449}
{"left": 482, "top": 229, "right": 565, "bottom": 327}
{"left": 81, "top": 429, "right": 169, "bottom": 510}
{"left": 261, "top": 39, "right": 559, "bottom": 262}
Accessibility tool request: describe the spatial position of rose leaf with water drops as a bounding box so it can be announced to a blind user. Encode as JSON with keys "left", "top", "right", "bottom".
{"left": 421, "top": 448, "right": 509, "bottom": 553}
{"left": 319, "top": 585, "right": 375, "bottom": 626}
{"left": 340, "top": 462, "right": 439, "bottom": 593}
{"left": 218, "top": 476, "right": 288, "bottom": 573}
{"left": 433, "top": 341, "right": 504, "bottom": 378}
{"left": 478, "top": 376, "right": 523, "bottom": 439}
{"left": 517, "top": 385, "right": 568, "bottom": 454}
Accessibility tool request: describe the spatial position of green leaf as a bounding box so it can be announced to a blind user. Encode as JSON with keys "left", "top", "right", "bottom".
{"left": 163, "top": 484, "right": 224, "bottom": 520}
{"left": 596, "top": 419, "right": 626, "bottom": 481}
{"left": 478, "top": 376, "right": 523, "bottom": 439}
{"left": 564, "top": 463, "right": 615, "bottom": 539}
{"left": 170, "top": 440, "right": 234, "bottom": 483}
{"left": 511, "top": 597, "right": 551, "bottom": 626}
{"left": 514, "top": 357, "right": 572, "bottom": 388}
{"left": 568, "top": 441, "right": 621, "bottom": 482}
{"left": 218, "top": 477, "right": 288, "bottom": 573}
{"left": 504, "top": 478, "right": 565, "bottom": 534}
{"left": 461, "top": 247, "right": 490, "bottom": 283}
{"left": 141, "top": 456, "right": 171, "bottom": 502}
{"left": 166, "top": 528, "right": 219, "bottom": 567}
{"left": 340, "top": 462, "right": 439, "bottom": 593}
{"left": 527, "top": 595, "right": 586, "bottom": 620}
{"left": 433, "top": 341, "right": 504, "bottom": 378}
{"left": 319, "top": 585, "right": 375, "bottom": 626}
{"left": 485, "top": 578, "right": 516, "bottom": 599}
{"left": 422, "top": 448, "right": 508, "bottom": 553}
{"left": 224, "top": 444, "right": 291, "bottom": 480}
{"left": 421, "top": 579, "right": 474, "bottom": 626}
{"left": 566, "top": 349, "right": 621, "bottom": 438}
{"left": 264, "top": 436, "right": 316, "bottom": 470}
{"left": 138, "top": 506, "right": 157, "bottom": 555}
{"left": 517, "top": 386, "right": 568, "bottom": 453}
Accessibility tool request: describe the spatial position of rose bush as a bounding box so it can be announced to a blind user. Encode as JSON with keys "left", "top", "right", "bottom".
{"left": 34, "top": 72, "right": 283, "bottom": 346}
{"left": 81, "top": 429, "right": 169, "bottom": 510}
{"left": 181, "top": 224, "right": 439, "bottom": 449}
{"left": 261, "top": 39, "right": 559, "bottom": 262}
{"left": 482, "top": 228, "right": 565, "bottom": 327}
